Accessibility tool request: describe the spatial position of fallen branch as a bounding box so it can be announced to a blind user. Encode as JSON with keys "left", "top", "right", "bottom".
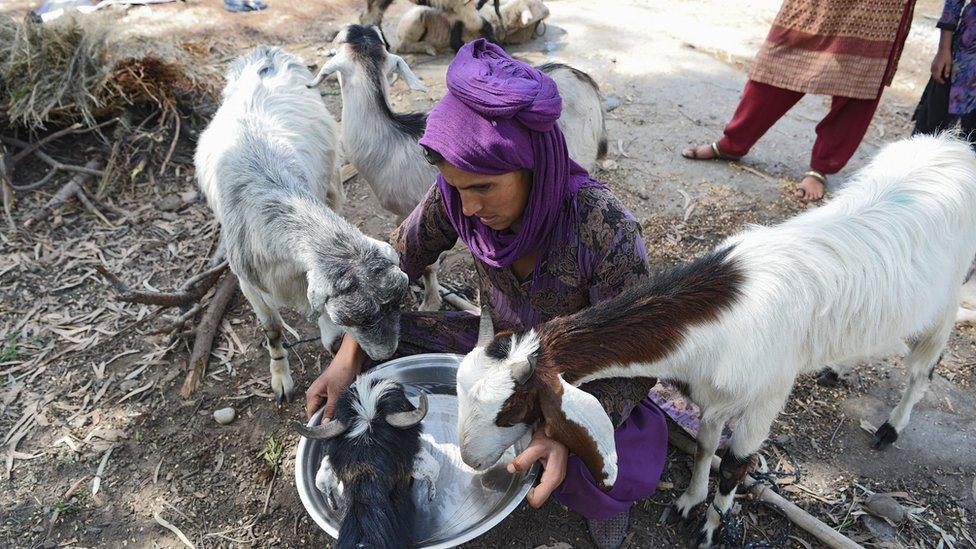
{"left": 96, "top": 261, "right": 228, "bottom": 308}
{"left": 181, "top": 272, "right": 239, "bottom": 399}
{"left": 0, "top": 147, "right": 14, "bottom": 229}
{"left": 437, "top": 284, "right": 478, "bottom": 314}
{"left": 24, "top": 159, "right": 102, "bottom": 228}
{"left": 2, "top": 136, "right": 105, "bottom": 181}
{"left": 668, "top": 429, "right": 863, "bottom": 549}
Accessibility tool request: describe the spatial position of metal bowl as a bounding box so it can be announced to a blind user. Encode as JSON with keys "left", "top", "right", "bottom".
{"left": 295, "top": 353, "right": 538, "bottom": 548}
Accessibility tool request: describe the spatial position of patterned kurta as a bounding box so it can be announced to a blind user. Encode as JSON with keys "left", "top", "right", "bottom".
{"left": 749, "top": 0, "right": 916, "bottom": 100}
{"left": 939, "top": 0, "right": 976, "bottom": 115}
{"left": 387, "top": 183, "right": 657, "bottom": 427}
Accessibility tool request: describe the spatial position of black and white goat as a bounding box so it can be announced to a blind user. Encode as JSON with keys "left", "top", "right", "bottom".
{"left": 454, "top": 134, "right": 976, "bottom": 546}
{"left": 361, "top": 0, "right": 499, "bottom": 52}
{"left": 294, "top": 374, "right": 434, "bottom": 549}
{"left": 195, "top": 46, "right": 409, "bottom": 403}
{"left": 395, "top": 0, "right": 549, "bottom": 55}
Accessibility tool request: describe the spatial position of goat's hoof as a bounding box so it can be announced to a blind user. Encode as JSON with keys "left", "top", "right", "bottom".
{"left": 872, "top": 422, "right": 898, "bottom": 449}
{"left": 689, "top": 525, "right": 718, "bottom": 549}
{"left": 816, "top": 367, "right": 841, "bottom": 387}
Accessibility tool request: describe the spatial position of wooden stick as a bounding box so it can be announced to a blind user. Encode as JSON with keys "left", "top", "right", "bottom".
{"left": 181, "top": 273, "right": 238, "bottom": 399}
{"left": 10, "top": 119, "right": 117, "bottom": 164}
{"left": 1, "top": 137, "right": 105, "bottom": 178}
{"left": 24, "top": 159, "right": 102, "bottom": 228}
{"left": 667, "top": 430, "right": 863, "bottom": 549}
{"left": 437, "top": 284, "right": 479, "bottom": 313}
{"left": 0, "top": 147, "right": 14, "bottom": 229}
{"left": 95, "top": 262, "right": 227, "bottom": 308}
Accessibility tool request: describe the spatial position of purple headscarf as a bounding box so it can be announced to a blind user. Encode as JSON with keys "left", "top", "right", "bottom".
{"left": 419, "top": 39, "right": 604, "bottom": 269}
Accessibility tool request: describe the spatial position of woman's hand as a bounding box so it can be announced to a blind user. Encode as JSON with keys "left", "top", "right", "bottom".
{"left": 932, "top": 29, "right": 954, "bottom": 84}
{"left": 507, "top": 428, "right": 569, "bottom": 508}
{"left": 305, "top": 334, "right": 364, "bottom": 420}
{"left": 932, "top": 48, "right": 953, "bottom": 84}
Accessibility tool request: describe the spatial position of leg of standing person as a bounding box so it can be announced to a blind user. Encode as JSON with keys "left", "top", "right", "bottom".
{"left": 912, "top": 78, "right": 959, "bottom": 136}
{"left": 682, "top": 80, "right": 804, "bottom": 160}
{"left": 801, "top": 94, "right": 882, "bottom": 201}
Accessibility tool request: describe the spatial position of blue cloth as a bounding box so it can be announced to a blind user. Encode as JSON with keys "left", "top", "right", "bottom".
{"left": 223, "top": 0, "right": 266, "bottom": 12}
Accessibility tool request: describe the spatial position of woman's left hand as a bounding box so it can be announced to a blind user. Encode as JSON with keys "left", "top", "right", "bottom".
{"left": 507, "top": 428, "right": 568, "bottom": 508}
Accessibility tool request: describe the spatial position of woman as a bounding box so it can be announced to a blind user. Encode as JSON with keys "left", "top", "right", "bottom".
{"left": 682, "top": 0, "right": 916, "bottom": 201}
{"left": 913, "top": 0, "right": 976, "bottom": 148}
{"left": 305, "top": 40, "right": 667, "bottom": 549}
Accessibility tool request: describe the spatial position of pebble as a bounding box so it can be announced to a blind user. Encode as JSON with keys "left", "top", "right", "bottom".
{"left": 865, "top": 493, "right": 907, "bottom": 525}
{"left": 180, "top": 190, "right": 198, "bottom": 203}
{"left": 157, "top": 194, "right": 181, "bottom": 212}
{"left": 213, "top": 407, "right": 236, "bottom": 425}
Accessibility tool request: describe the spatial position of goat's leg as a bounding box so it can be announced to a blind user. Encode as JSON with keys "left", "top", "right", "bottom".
{"left": 674, "top": 413, "right": 723, "bottom": 519}
{"left": 419, "top": 258, "right": 442, "bottom": 311}
{"left": 240, "top": 281, "right": 295, "bottom": 405}
{"left": 326, "top": 166, "right": 345, "bottom": 216}
{"left": 695, "top": 398, "right": 781, "bottom": 549}
{"left": 449, "top": 20, "right": 465, "bottom": 52}
{"left": 874, "top": 308, "right": 954, "bottom": 449}
{"left": 318, "top": 313, "right": 344, "bottom": 355}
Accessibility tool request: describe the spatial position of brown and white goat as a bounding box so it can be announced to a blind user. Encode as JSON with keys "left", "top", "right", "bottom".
{"left": 455, "top": 134, "right": 976, "bottom": 546}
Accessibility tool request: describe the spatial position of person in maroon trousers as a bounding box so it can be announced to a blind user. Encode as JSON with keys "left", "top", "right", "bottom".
{"left": 682, "top": 0, "right": 916, "bottom": 201}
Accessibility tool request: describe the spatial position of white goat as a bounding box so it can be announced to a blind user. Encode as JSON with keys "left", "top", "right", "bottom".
{"left": 394, "top": 0, "right": 548, "bottom": 55}
{"left": 196, "top": 46, "right": 409, "bottom": 404}
{"left": 454, "top": 134, "right": 976, "bottom": 547}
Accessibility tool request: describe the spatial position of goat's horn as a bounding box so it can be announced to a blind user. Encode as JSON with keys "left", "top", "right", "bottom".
{"left": 291, "top": 418, "right": 348, "bottom": 440}
{"left": 385, "top": 393, "right": 428, "bottom": 428}
{"left": 307, "top": 62, "right": 338, "bottom": 88}
{"left": 477, "top": 293, "right": 495, "bottom": 347}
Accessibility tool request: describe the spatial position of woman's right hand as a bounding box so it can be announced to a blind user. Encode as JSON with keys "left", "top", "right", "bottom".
{"left": 932, "top": 47, "right": 953, "bottom": 84}
{"left": 305, "top": 335, "right": 364, "bottom": 420}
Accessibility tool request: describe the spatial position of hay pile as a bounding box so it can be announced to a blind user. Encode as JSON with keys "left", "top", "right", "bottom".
{"left": 0, "top": 13, "right": 223, "bottom": 131}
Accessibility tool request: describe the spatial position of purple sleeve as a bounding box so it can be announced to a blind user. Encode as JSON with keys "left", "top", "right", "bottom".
{"left": 938, "top": 0, "right": 965, "bottom": 30}
{"left": 389, "top": 184, "right": 459, "bottom": 282}
{"left": 578, "top": 188, "right": 651, "bottom": 304}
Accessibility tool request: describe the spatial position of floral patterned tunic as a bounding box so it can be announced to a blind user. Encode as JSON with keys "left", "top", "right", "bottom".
{"left": 386, "top": 183, "right": 656, "bottom": 427}
{"left": 939, "top": 0, "right": 976, "bottom": 115}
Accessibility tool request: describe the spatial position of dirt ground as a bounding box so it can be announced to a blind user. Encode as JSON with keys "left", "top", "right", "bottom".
{"left": 1, "top": 0, "right": 975, "bottom": 548}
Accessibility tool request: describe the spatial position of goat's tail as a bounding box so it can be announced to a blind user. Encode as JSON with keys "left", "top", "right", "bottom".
{"left": 336, "top": 479, "right": 414, "bottom": 549}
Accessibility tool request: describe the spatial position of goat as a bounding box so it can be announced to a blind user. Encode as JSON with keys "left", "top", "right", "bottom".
{"left": 394, "top": 0, "right": 548, "bottom": 55}
{"left": 454, "top": 134, "right": 976, "bottom": 546}
{"left": 195, "top": 45, "right": 409, "bottom": 404}
{"left": 361, "top": 0, "right": 499, "bottom": 52}
{"left": 294, "top": 374, "right": 433, "bottom": 549}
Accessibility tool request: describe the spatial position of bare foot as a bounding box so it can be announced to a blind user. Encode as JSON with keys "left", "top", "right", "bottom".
{"left": 795, "top": 175, "right": 825, "bottom": 202}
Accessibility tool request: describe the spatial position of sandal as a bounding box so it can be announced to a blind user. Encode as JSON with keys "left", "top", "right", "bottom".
{"left": 681, "top": 142, "right": 741, "bottom": 162}
{"left": 796, "top": 170, "right": 827, "bottom": 202}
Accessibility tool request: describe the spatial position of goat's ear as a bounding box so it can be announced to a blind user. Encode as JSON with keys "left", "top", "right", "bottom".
{"left": 538, "top": 376, "right": 617, "bottom": 489}
{"left": 388, "top": 54, "right": 427, "bottom": 92}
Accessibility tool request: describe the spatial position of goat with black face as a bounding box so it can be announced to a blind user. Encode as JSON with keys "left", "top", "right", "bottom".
{"left": 294, "top": 375, "right": 430, "bottom": 549}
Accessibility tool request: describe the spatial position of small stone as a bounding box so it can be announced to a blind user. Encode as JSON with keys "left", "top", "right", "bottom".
{"left": 865, "top": 493, "right": 907, "bottom": 525}
{"left": 862, "top": 515, "right": 898, "bottom": 542}
{"left": 157, "top": 194, "right": 181, "bottom": 212}
{"left": 180, "top": 190, "right": 199, "bottom": 203}
{"left": 603, "top": 94, "right": 624, "bottom": 112}
{"left": 213, "top": 407, "right": 236, "bottom": 425}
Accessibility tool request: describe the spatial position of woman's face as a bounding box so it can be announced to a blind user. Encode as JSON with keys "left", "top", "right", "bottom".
{"left": 439, "top": 162, "right": 532, "bottom": 232}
